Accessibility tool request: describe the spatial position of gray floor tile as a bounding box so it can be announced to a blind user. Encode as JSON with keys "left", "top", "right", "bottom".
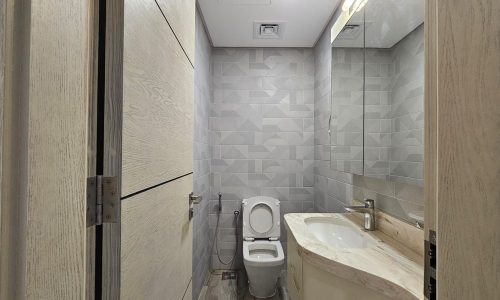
{"left": 203, "top": 271, "right": 282, "bottom": 300}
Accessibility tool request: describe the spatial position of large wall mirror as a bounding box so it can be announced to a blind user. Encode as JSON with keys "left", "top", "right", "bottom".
{"left": 330, "top": 0, "right": 425, "bottom": 187}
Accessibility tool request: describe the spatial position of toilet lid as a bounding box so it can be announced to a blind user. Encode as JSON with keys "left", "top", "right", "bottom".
{"left": 249, "top": 203, "right": 273, "bottom": 234}
{"left": 242, "top": 196, "right": 280, "bottom": 240}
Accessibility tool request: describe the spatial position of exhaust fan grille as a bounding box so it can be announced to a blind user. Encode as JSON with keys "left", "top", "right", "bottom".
{"left": 253, "top": 21, "right": 286, "bottom": 39}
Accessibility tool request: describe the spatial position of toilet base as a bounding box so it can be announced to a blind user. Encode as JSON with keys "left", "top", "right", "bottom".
{"left": 249, "top": 283, "right": 277, "bottom": 299}
{"left": 244, "top": 262, "right": 282, "bottom": 298}
{"left": 243, "top": 240, "right": 285, "bottom": 299}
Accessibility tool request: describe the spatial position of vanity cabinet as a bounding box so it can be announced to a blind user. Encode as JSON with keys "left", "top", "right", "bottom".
{"left": 287, "top": 232, "right": 390, "bottom": 300}
{"left": 287, "top": 233, "right": 303, "bottom": 299}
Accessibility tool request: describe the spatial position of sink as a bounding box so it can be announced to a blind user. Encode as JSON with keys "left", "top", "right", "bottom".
{"left": 305, "top": 217, "right": 376, "bottom": 249}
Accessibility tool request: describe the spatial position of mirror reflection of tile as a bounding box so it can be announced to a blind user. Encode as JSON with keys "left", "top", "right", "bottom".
{"left": 331, "top": 25, "right": 424, "bottom": 185}
{"left": 319, "top": 1, "right": 425, "bottom": 225}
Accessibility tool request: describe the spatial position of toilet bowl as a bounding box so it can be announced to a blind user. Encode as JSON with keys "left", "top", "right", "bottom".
{"left": 243, "top": 240, "right": 285, "bottom": 298}
{"left": 242, "top": 196, "right": 285, "bottom": 298}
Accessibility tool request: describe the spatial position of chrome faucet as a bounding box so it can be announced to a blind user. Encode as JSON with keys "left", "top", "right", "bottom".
{"left": 345, "top": 199, "right": 376, "bottom": 231}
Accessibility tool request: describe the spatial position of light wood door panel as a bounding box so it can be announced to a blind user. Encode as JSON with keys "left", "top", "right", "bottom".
{"left": 425, "top": 0, "right": 500, "bottom": 299}
{"left": 156, "top": 0, "right": 196, "bottom": 64}
{"left": 0, "top": 0, "right": 95, "bottom": 298}
{"left": 121, "top": 174, "right": 193, "bottom": 300}
{"left": 183, "top": 279, "right": 193, "bottom": 300}
{"left": 122, "top": 0, "right": 194, "bottom": 197}
{"left": 436, "top": 0, "right": 500, "bottom": 298}
{"left": 26, "top": 1, "right": 93, "bottom": 298}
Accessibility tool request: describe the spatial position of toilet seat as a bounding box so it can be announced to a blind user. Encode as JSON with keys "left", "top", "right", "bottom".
{"left": 242, "top": 196, "right": 280, "bottom": 240}
{"left": 243, "top": 240, "right": 284, "bottom": 267}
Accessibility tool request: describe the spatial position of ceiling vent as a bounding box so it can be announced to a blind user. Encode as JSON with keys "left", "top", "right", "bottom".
{"left": 337, "top": 24, "right": 362, "bottom": 40}
{"left": 253, "top": 21, "right": 286, "bottom": 39}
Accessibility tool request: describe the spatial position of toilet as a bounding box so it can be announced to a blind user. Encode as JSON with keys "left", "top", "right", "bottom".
{"left": 242, "top": 196, "right": 285, "bottom": 298}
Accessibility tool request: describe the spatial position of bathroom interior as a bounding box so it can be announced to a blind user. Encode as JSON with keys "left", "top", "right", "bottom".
{"left": 0, "top": 0, "right": 498, "bottom": 300}
{"left": 195, "top": 0, "right": 426, "bottom": 298}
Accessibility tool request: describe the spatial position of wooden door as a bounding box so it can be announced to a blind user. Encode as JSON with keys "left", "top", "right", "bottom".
{"left": 119, "top": 0, "right": 195, "bottom": 299}
{"left": 0, "top": 0, "right": 98, "bottom": 298}
{"left": 425, "top": 0, "right": 500, "bottom": 299}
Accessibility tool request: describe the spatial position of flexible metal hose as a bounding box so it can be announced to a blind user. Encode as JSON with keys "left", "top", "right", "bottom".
{"left": 211, "top": 193, "right": 240, "bottom": 269}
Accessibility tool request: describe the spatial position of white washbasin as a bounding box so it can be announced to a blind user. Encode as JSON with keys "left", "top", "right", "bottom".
{"left": 305, "top": 217, "right": 376, "bottom": 249}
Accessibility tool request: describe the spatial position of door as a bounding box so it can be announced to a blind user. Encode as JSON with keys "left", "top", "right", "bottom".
{"left": 425, "top": 0, "right": 500, "bottom": 299}
{"left": 119, "top": 0, "right": 195, "bottom": 299}
{"left": 0, "top": 0, "right": 196, "bottom": 298}
{"left": 0, "top": 0, "right": 98, "bottom": 298}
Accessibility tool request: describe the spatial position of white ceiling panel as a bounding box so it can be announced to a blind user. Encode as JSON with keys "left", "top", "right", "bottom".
{"left": 198, "top": 0, "right": 341, "bottom": 47}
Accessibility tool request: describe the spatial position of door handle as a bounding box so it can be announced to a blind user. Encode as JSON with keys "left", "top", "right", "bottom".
{"left": 189, "top": 192, "right": 203, "bottom": 220}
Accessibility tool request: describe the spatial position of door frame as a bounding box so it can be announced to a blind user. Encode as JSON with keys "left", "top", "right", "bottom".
{"left": 95, "top": 0, "right": 124, "bottom": 299}
{"left": 0, "top": 0, "right": 101, "bottom": 298}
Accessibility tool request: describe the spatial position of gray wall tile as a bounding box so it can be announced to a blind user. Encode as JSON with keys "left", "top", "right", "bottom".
{"left": 210, "top": 48, "right": 315, "bottom": 270}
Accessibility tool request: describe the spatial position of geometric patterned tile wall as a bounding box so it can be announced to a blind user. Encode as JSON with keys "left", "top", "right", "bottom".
{"left": 210, "top": 48, "right": 315, "bottom": 269}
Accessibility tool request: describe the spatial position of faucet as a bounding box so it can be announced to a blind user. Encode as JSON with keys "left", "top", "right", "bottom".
{"left": 345, "top": 199, "right": 376, "bottom": 231}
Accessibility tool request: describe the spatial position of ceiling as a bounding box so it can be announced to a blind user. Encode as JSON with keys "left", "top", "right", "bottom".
{"left": 333, "top": 0, "right": 424, "bottom": 48}
{"left": 198, "top": 0, "right": 342, "bottom": 47}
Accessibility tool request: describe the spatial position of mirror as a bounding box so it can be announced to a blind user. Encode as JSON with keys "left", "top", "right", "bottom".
{"left": 329, "top": 8, "right": 365, "bottom": 175}
{"left": 330, "top": 0, "right": 425, "bottom": 187}
{"left": 363, "top": 0, "right": 425, "bottom": 186}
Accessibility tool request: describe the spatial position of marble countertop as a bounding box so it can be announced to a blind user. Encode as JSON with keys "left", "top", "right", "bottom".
{"left": 284, "top": 213, "right": 424, "bottom": 300}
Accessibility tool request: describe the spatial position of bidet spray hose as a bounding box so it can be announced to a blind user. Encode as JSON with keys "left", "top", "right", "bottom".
{"left": 211, "top": 192, "right": 240, "bottom": 268}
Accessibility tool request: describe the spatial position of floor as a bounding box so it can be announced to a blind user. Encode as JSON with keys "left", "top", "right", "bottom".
{"left": 201, "top": 270, "right": 283, "bottom": 300}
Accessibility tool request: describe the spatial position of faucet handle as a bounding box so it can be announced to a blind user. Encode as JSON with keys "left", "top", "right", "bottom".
{"left": 364, "top": 199, "right": 375, "bottom": 208}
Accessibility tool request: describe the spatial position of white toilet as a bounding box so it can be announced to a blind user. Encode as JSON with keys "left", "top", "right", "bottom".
{"left": 242, "top": 196, "right": 285, "bottom": 298}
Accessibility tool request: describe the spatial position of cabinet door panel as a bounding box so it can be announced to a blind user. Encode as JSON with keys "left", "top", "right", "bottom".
{"left": 287, "top": 233, "right": 303, "bottom": 300}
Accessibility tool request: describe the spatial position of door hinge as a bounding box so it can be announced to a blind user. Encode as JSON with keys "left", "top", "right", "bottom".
{"left": 87, "top": 176, "right": 119, "bottom": 227}
{"left": 424, "top": 230, "right": 437, "bottom": 300}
